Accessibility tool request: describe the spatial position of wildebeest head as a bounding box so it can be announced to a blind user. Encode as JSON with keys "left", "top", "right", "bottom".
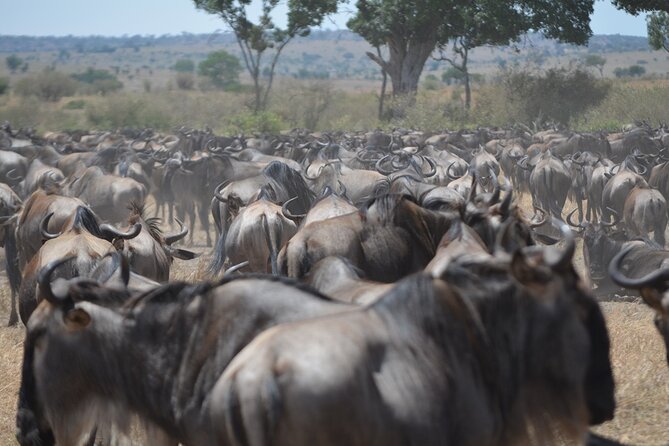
{"left": 609, "top": 245, "right": 669, "bottom": 365}
{"left": 567, "top": 209, "right": 622, "bottom": 283}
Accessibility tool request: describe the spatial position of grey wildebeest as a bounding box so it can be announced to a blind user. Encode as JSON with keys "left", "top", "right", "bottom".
{"left": 18, "top": 206, "right": 141, "bottom": 324}
{"left": 609, "top": 245, "right": 669, "bottom": 365}
{"left": 0, "top": 182, "right": 22, "bottom": 324}
{"left": 16, "top": 270, "right": 354, "bottom": 446}
{"left": 211, "top": 236, "right": 614, "bottom": 446}
{"left": 623, "top": 184, "right": 667, "bottom": 246}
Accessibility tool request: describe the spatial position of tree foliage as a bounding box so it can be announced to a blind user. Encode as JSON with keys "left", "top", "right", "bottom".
{"left": 14, "top": 69, "right": 78, "bottom": 102}
{"left": 502, "top": 67, "right": 610, "bottom": 126}
{"left": 6, "top": 55, "right": 23, "bottom": 73}
{"left": 173, "top": 59, "right": 195, "bottom": 73}
{"left": 584, "top": 54, "right": 606, "bottom": 76}
{"left": 648, "top": 12, "right": 669, "bottom": 52}
{"left": 198, "top": 50, "right": 242, "bottom": 89}
{"left": 349, "top": 0, "right": 595, "bottom": 106}
{"left": 612, "top": 0, "right": 669, "bottom": 15}
{"left": 71, "top": 68, "right": 123, "bottom": 95}
{"left": 193, "top": 0, "right": 338, "bottom": 112}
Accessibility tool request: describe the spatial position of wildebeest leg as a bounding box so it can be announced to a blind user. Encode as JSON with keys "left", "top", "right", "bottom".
{"left": 186, "top": 202, "right": 196, "bottom": 245}
{"left": 198, "top": 201, "right": 212, "bottom": 247}
{"left": 8, "top": 290, "right": 17, "bottom": 326}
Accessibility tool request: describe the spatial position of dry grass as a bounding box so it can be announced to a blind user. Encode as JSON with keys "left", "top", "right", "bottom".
{"left": 0, "top": 200, "right": 667, "bottom": 445}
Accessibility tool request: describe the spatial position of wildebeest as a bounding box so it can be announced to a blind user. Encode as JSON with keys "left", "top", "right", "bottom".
{"left": 609, "top": 245, "right": 669, "bottom": 365}
{"left": 622, "top": 185, "right": 667, "bottom": 246}
{"left": 0, "top": 182, "right": 22, "bottom": 324}
{"left": 121, "top": 203, "right": 196, "bottom": 281}
{"left": 211, "top": 237, "right": 614, "bottom": 445}
{"left": 18, "top": 206, "right": 141, "bottom": 324}
{"left": 16, "top": 271, "right": 353, "bottom": 446}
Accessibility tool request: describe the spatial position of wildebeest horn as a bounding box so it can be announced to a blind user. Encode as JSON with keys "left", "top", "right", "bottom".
{"left": 6, "top": 169, "right": 23, "bottom": 181}
{"left": 214, "top": 181, "right": 230, "bottom": 202}
{"left": 100, "top": 223, "right": 142, "bottom": 240}
{"left": 421, "top": 156, "right": 437, "bottom": 177}
{"left": 600, "top": 208, "right": 620, "bottom": 227}
{"left": 224, "top": 260, "right": 250, "bottom": 276}
{"left": 338, "top": 180, "right": 348, "bottom": 198}
{"left": 446, "top": 162, "right": 463, "bottom": 180}
{"left": 566, "top": 208, "right": 587, "bottom": 229}
{"left": 608, "top": 164, "right": 619, "bottom": 176}
{"left": 164, "top": 218, "right": 188, "bottom": 245}
{"left": 467, "top": 174, "right": 478, "bottom": 203}
{"left": 375, "top": 154, "right": 395, "bottom": 175}
{"left": 303, "top": 162, "right": 324, "bottom": 180}
{"left": 282, "top": 197, "right": 306, "bottom": 222}
{"left": 545, "top": 218, "right": 576, "bottom": 271}
{"left": 571, "top": 152, "right": 585, "bottom": 166}
{"left": 609, "top": 244, "right": 669, "bottom": 291}
{"left": 499, "top": 189, "right": 513, "bottom": 216}
{"left": 529, "top": 207, "right": 547, "bottom": 228}
{"left": 40, "top": 212, "right": 61, "bottom": 240}
{"left": 636, "top": 164, "right": 647, "bottom": 176}
{"left": 516, "top": 156, "right": 532, "bottom": 171}
{"left": 38, "top": 256, "right": 76, "bottom": 305}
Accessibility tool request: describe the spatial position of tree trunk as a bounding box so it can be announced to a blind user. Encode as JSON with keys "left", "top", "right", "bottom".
{"left": 366, "top": 30, "right": 438, "bottom": 99}
{"left": 377, "top": 47, "right": 387, "bottom": 121}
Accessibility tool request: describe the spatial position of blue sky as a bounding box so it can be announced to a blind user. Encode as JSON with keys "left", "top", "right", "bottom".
{"left": 1, "top": 0, "right": 650, "bottom": 37}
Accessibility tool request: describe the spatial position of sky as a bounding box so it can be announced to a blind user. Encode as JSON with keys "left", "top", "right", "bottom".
{"left": 0, "top": 0, "right": 650, "bottom": 37}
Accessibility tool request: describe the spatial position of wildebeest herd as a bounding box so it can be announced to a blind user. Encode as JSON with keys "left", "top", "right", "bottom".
{"left": 1, "top": 120, "right": 668, "bottom": 445}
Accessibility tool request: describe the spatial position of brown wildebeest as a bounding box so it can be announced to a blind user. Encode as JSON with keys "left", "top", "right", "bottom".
{"left": 623, "top": 185, "right": 667, "bottom": 246}
{"left": 211, "top": 233, "right": 614, "bottom": 445}
{"left": 18, "top": 206, "right": 141, "bottom": 324}
{"left": 16, "top": 271, "right": 353, "bottom": 446}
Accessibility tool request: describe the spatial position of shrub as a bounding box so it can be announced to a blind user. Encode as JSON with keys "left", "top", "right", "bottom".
{"left": 14, "top": 69, "right": 78, "bottom": 101}
{"left": 0, "top": 77, "right": 8, "bottom": 95}
{"left": 62, "top": 99, "right": 86, "bottom": 110}
{"left": 86, "top": 95, "right": 172, "bottom": 130}
{"left": 198, "top": 50, "right": 242, "bottom": 90}
{"left": 176, "top": 72, "right": 195, "bottom": 90}
{"left": 72, "top": 68, "right": 123, "bottom": 95}
{"left": 499, "top": 67, "right": 610, "bottom": 126}
{"left": 173, "top": 59, "right": 195, "bottom": 73}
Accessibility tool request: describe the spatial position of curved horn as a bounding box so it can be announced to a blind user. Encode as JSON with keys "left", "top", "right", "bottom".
{"left": 566, "top": 208, "right": 587, "bottom": 229}
{"left": 609, "top": 244, "right": 669, "bottom": 289}
{"left": 601, "top": 207, "right": 621, "bottom": 227}
{"left": 40, "top": 212, "right": 61, "bottom": 240}
{"left": 6, "top": 168, "right": 22, "bottom": 181}
{"left": 421, "top": 156, "right": 437, "bottom": 177}
{"left": 547, "top": 218, "right": 576, "bottom": 271}
{"left": 529, "top": 207, "right": 547, "bottom": 228}
{"left": 281, "top": 197, "right": 306, "bottom": 222}
{"left": 447, "top": 162, "right": 464, "bottom": 180}
{"left": 38, "top": 256, "right": 76, "bottom": 305}
{"left": 214, "top": 181, "right": 230, "bottom": 202}
{"left": 164, "top": 217, "right": 188, "bottom": 245}
{"left": 100, "top": 222, "right": 142, "bottom": 240}
{"left": 500, "top": 189, "right": 513, "bottom": 216}
{"left": 303, "top": 162, "right": 324, "bottom": 180}
{"left": 337, "top": 180, "right": 347, "bottom": 198}
{"left": 636, "top": 163, "right": 647, "bottom": 176}
{"left": 224, "top": 260, "right": 250, "bottom": 276}
{"left": 375, "top": 154, "right": 395, "bottom": 176}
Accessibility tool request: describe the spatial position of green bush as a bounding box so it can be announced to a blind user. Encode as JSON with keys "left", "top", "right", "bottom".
{"left": 499, "top": 67, "right": 610, "bottom": 126}
{"left": 14, "top": 69, "right": 78, "bottom": 101}
{"left": 173, "top": 59, "right": 195, "bottom": 73}
{"left": 0, "top": 77, "right": 8, "bottom": 95}
{"left": 198, "top": 50, "right": 242, "bottom": 90}
{"left": 72, "top": 68, "right": 123, "bottom": 95}
{"left": 176, "top": 72, "right": 195, "bottom": 90}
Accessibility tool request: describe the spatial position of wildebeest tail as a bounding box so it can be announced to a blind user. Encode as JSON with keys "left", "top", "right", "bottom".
{"left": 222, "top": 371, "right": 282, "bottom": 446}
{"left": 208, "top": 227, "right": 227, "bottom": 277}
{"left": 261, "top": 214, "right": 280, "bottom": 276}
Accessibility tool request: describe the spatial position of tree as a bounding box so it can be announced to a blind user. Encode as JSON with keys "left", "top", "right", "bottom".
{"left": 174, "top": 59, "right": 195, "bottom": 72}
{"left": 648, "top": 12, "right": 669, "bottom": 52}
{"left": 584, "top": 54, "right": 607, "bottom": 77}
{"left": 6, "top": 55, "right": 23, "bottom": 73}
{"left": 193, "top": 0, "right": 338, "bottom": 112}
{"left": 198, "top": 50, "right": 242, "bottom": 89}
{"left": 611, "top": 0, "right": 669, "bottom": 15}
{"left": 350, "top": 0, "right": 594, "bottom": 110}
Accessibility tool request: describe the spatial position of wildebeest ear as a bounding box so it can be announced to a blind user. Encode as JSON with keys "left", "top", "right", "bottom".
{"left": 510, "top": 250, "right": 550, "bottom": 285}
{"left": 64, "top": 308, "right": 91, "bottom": 330}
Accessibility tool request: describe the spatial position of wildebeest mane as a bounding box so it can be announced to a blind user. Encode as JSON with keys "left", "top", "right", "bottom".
{"left": 127, "top": 201, "right": 163, "bottom": 241}
{"left": 262, "top": 161, "right": 315, "bottom": 211}
{"left": 216, "top": 272, "right": 338, "bottom": 302}
{"left": 360, "top": 193, "right": 418, "bottom": 223}
{"left": 71, "top": 205, "right": 107, "bottom": 240}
